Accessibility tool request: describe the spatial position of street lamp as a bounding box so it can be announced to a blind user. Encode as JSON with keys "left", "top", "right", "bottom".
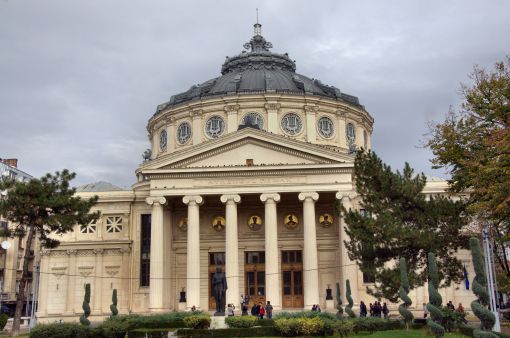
{"left": 482, "top": 227, "right": 501, "bottom": 332}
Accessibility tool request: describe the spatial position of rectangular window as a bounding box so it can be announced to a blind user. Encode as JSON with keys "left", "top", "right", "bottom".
{"left": 140, "top": 214, "right": 151, "bottom": 287}
{"left": 363, "top": 271, "right": 376, "bottom": 284}
{"left": 282, "top": 250, "right": 302, "bottom": 264}
{"left": 245, "top": 252, "right": 265, "bottom": 264}
{"left": 209, "top": 252, "right": 225, "bottom": 266}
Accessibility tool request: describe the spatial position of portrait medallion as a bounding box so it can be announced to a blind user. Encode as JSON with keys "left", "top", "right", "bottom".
{"left": 319, "top": 213, "right": 334, "bottom": 228}
{"left": 211, "top": 216, "right": 226, "bottom": 232}
{"left": 284, "top": 214, "right": 299, "bottom": 229}
{"left": 247, "top": 215, "right": 263, "bottom": 231}
{"left": 178, "top": 217, "right": 188, "bottom": 232}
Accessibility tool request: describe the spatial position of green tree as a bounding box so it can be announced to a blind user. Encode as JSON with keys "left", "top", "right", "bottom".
{"left": 426, "top": 58, "right": 510, "bottom": 278}
{"left": 110, "top": 289, "right": 118, "bottom": 317}
{"left": 340, "top": 150, "right": 469, "bottom": 301}
{"left": 427, "top": 253, "right": 445, "bottom": 338}
{"left": 469, "top": 237, "right": 497, "bottom": 337}
{"left": 345, "top": 279, "right": 356, "bottom": 318}
{"left": 80, "top": 283, "right": 91, "bottom": 326}
{"left": 398, "top": 257, "right": 413, "bottom": 330}
{"left": 0, "top": 170, "right": 98, "bottom": 336}
{"left": 336, "top": 282, "right": 343, "bottom": 318}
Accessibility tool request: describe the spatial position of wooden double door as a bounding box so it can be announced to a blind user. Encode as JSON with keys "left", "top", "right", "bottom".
{"left": 244, "top": 251, "right": 266, "bottom": 307}
{"left": 281, "top": 250, "right": 304, "bottom": 308}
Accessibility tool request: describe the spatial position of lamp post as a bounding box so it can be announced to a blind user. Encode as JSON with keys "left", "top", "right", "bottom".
{"left": 482, "top": 227, "right": 501, "bottom": 332}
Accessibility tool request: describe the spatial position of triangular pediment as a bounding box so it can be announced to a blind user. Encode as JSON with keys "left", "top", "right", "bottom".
{"left": 142, "top": 128, "right": 353, "bottom": 171}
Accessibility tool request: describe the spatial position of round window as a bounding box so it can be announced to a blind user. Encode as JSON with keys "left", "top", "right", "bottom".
{"left": 242, "top": 112, "right": 264, "bottom": 129}
{"left": 159, "top": 130, "right": 167, "bottom": 150}
{"left": 177, "top": 122, "right": 192, "bottom": 144}
{"left": 205, "top": 116, "right": 225, "bottom": 138}
{"left": 317, "top": 116, "right": 334, "bottom": 139}
{"left": 281, "top": 113, "right": 303, "bottom": 135}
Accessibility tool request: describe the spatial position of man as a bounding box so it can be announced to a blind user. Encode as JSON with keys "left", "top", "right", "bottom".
{"left": 265, "top": 301, "right": 273, "bottom": 319}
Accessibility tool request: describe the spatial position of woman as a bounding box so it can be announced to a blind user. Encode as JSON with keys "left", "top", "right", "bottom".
{"left": 227, "top": 303, "right": 235, "bottom": 317}
{"left": 259, "top": 302, "right": 265, "bottom": 319}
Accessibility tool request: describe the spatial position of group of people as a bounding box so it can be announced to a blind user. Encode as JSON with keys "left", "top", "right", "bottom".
{"left": 311, "top": 304, "right": 322, "bottom": 312}
{"left": 359, "top": 301, "right": 389, "bottom": 318}
{"left": 423, "top": 301, "right": 465, "bottom": 318}
{"left": 250, "top": 301, "right": 273, "bottom": 319}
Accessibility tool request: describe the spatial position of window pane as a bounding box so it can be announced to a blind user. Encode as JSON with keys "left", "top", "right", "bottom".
{"left": 257, "top": 272, "right": 265, "bottom": 295}
{"left": 294, "top": 271, "right": 302, "bottom": 295}
{"left": 282, "top": 251, "right": 288, "bottom": 263}
{"left": 283, "top": 271, "right": 291, "bottom": 295}
{"left": 247, "top": 272, "right": 255, "bottom": 296}
{"left": 296, "top": 251, "right": 302, "bottom": 263}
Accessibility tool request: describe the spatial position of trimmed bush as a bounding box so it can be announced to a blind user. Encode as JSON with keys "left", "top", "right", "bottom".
{"left": 29, "top": 323, "right": 93, "bottom": 338}
{"left": 470, "top": 237, "right": 498, "bottom": 338}
{"left": 96, "top": 316, "right": 130, "bottom": 338}
{"left": 183, "top": 315, "right": 211, "bottom": 329}
{"left": 398, "top": 257, "right": 414, "bottom": 329}
{"left": 225, "top": 315, "right": 257, "bottom": 328}
{"left": 256, "top": 318, "right": 275, "bottom": 326}
{"left": 352, "top": 317, "right": 403, "bottom": 333}
{"left": 345, "top": 279, "right": 356, "bottom": 318}
{"left": 322, "top": 318, "right": 355, "bottom": 337}
{"left": 110, "top": 289, "right": 118, "bottom": 317}
{"left": 176, "top": 326, "right": 278, "bottom": 337}
{"left": 0, "top": 313, "right": 8, "bottom": 331}
{"left": 336, "top": 282, "right": 344, "bottom": 318}
{"left": 273, "top": 310, "right": 337, "bottom": 320}
{"left": 80, "top": 283, "right": 91, "bottom": 326}
{"left": 106, "top": 311, "right": 204, "bottom": 330}
{"left": 274, "top": 317, "right": 324, "bottom": 337}
{"left": 427, "top": 252, "right": 445, "bottom": 338}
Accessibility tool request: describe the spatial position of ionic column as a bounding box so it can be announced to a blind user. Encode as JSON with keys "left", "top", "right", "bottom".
{"left": 261, "top": 193, "right": 281, "bottom": 310}
{"left": 146, "top": 196, "right": 167, "bottom": 312}
{"left": 335, "top": 192, "right": 360, "bottom": 304}
{"left": 183, "top": 195, "right": 203, "bottom": 310}
{"left": 220, "top": 194, "right": 241, "bottom": 308}
{"left": 65, "top": 249, "right": 77, "bottom": 314}
{"left": 298, "top": 192, "right": 320, "bottom": 308}
{"left": 93, "top": 248, "right": 104, "bottom": 314}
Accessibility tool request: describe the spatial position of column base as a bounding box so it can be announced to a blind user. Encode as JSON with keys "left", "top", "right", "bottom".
{"left": 149, "top": 307, "right": 171, "bottom": 313}
{"left": 178, "top": 302, "right": 186, "bottom": 311}
{"left": 326, "top": 299, "right": 335, "bottom": 311}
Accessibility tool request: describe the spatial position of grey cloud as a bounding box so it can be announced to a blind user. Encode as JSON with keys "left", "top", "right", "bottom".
{"left": 1, "top": 0, "right": 509, "bottom": 186}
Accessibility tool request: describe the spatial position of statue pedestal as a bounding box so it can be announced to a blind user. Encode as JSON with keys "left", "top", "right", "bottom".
{"left": 326, "top": 299, "right": 334, "bottom": 311}
{"left": 210, "top": 316, "right": 226, "bottom": 329}
{"left": 178, "top": 302, "right": 186, "bottom": 311}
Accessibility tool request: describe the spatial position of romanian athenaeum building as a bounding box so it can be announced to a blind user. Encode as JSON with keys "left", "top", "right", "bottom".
{"left": 35, "top": 23, "right": 475, "bottom": 322}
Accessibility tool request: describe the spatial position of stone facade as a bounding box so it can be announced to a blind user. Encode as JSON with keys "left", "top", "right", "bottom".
{"left": 35, "top": 25, "right": 475, "bottom": 322}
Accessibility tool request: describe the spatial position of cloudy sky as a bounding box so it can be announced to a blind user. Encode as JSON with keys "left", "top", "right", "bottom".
{"left": 1, "top": 1, "right": 509, "bottom": 188}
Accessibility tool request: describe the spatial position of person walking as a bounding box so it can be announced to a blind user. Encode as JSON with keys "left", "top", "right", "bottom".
{"left": 360, "top": 301, "right": 367, "bottom": 317}
{"left": 227, "top": 303, "right": 235, "bottom": 317}
{"left": 251, "top": 303, "right": 258, "bottom": 316}
{"left": 265, "top": 301, "right": 273, "bottom": 319}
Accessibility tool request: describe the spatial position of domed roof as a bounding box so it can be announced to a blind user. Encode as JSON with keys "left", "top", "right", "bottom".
{"left": 156, "top": 23, "right": 362, "bottom": 112}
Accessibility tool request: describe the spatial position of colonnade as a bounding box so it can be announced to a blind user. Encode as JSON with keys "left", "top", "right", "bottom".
{"left": 146, "top": 191, "right": 356, "bottom": 311}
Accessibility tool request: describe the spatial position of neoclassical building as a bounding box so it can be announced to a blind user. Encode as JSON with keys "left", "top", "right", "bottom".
{"left": 36, "top": 23, "right": 475, "bottom": 322}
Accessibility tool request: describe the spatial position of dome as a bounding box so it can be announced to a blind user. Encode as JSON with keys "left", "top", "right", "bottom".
{"left": 156, "top": 23, "right": 362, "bottom": 113}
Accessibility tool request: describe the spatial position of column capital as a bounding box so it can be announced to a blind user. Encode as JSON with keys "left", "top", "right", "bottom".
{"left": 182, "top": 195, "right": 204, "bottom": 206}
{"left": 260, "top": 193, "right": 281, "bottom": 203}
{"left": 298, "top": 192, "right": 319, "bottom": 202}
{"left": 335, "top": 191, "right": 357, "bottom": 203}
{"left": 220, "top": 194, "right": 241, "bottom": 204}
{"left": 145, "top": 196, "right": 167, "bottom": 206}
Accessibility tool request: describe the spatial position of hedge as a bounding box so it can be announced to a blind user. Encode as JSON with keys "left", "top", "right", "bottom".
{"left": 256, "top": 318, "right": 275, "bottom": 327}
{"left": 273, "top": 310, "right": 337, "bottom": 321}
{"left": 29, "top": 323, "right": 94, "bottom": 338}
{"left": 183, "top": 315, "right": 211, "bottom": 329}
{"left": 127, "top": 328, "right": 174, "bottom": 338}
{"left": 352, "top": 317, "right": 403, "bottom": 333}
{"left": 225, "top": 316, "right": 257, "bottom": 328}
{"left": 459, "top": 324, "right": 510, "bottom": 338}
{"left": 0, "top": 314, "right": 8, "bottom": 331}
{"left": 176, "top": 326, "right": 279, "bottom": 337}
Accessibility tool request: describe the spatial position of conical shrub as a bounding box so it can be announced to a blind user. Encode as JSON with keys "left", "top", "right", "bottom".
{"left": 345, "top": 279, "right": 356, "bottom": 318}
{"left": 398, "top": 257, "right": 414, "bottom": 329}
{"left": 426, "top": 253, "right": 444, "bottom": 337}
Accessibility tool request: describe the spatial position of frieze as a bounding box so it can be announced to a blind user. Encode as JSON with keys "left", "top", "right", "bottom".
{"left": 264, "top": 103, "right": 281, "bottom": 110}
{"left": 51, "top": 267, "right": 67, "bottom": 279}
{"left": 43, "top": 247, "right": 128, "bottom": 257}
{"left": 78, "top": 266, "right": 94, "bottom": 277}
{"left": 105, "top": 265, "right": 121, "bottom": 277}
{"left": 199, "top": 176, "right": 305, "bottom": 187}
{"left": 223, "top": 104, "right": 240, "bottom": 112}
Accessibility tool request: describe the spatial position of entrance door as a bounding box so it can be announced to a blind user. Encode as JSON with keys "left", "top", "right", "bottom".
{"left": 209, "top": 252, "right": 225, "bottom": 311}
{"left": 244, "top": 252, "right": 265, "bottom": 307}
{"left": 281, "top": 250, "right": 304, "bottom": 308}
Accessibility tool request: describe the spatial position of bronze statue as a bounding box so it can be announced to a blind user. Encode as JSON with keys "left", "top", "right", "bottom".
{"left": 212, "top": 265, "right": 228, "bottom": 314}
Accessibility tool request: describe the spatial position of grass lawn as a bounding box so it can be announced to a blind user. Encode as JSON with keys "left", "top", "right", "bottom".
{"left": 351, "top": 329, "right": 467, "bottom": 337}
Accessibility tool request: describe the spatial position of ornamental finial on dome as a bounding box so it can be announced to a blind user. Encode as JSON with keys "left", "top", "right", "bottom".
{"left": 243, "top": 10, "right": 273, "bottom": 52}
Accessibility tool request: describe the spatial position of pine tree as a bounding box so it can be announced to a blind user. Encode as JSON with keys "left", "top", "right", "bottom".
{"left": 80, "top": 283, "right": 91, "bottom": 326}
{"left": 345, "top": 279, "right": 356, "bottom": 318}
{"left": 426, "top": 253, "right": 445, "bottom": 338}
{"left": 336, "top": 282, "right": 343, "bottom": 318}
{"left": 470, "top": 237, "right": 497, "bottom": 338}
{"left": 110, "top": 289, "right": 118, "bottom": 317}
{"left": 340, "top": 150, "right": 468, "bottom": 301}
{"left": 0, "top": 170, "right": 98, "bottom": 336}
{"left": 398, "top": 257, "right": 413, "bottom": 329}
